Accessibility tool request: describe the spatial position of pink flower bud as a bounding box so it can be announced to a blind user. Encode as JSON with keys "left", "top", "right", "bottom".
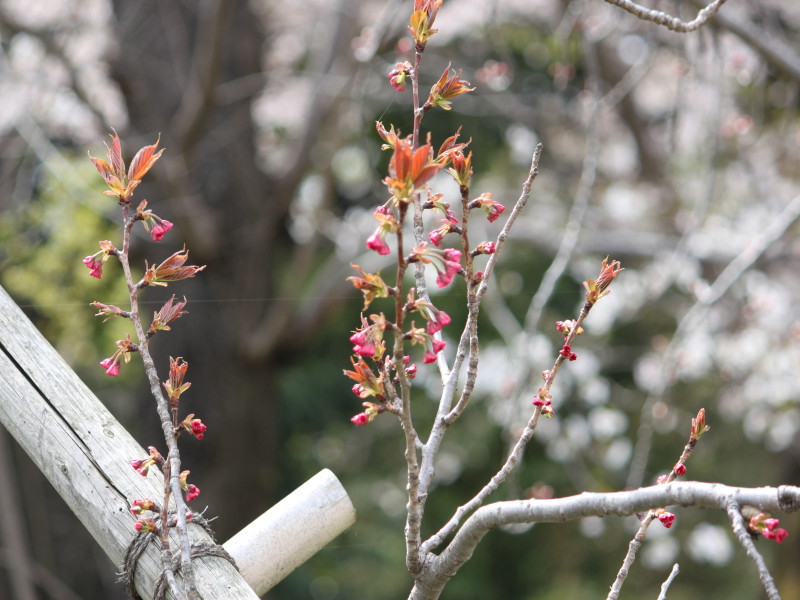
{"left": 350, "top": 412, "right": 370, "bottom": 426}
{"left": 82, "top": 255, "right": 103, "bottom": 279}
{"left": 100, "top": 357, "right": 120, "bottom": 377}
{"left": 150, "top": 220, "right": 173, "bottom": 242}
{"left": 658, "top": 512, "right": 676, "bottom": 528}
{"left": 185, "top": 483, "right": 200, "bottom": 502}
{"left": 674, "top": 463, "right": 686, "bottom": 476}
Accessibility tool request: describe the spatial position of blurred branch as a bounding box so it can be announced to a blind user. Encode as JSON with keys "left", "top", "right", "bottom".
{"left": 626, "top": 193, "right": 800, "bottom": 488}
{"left": 173, "top": 0, "right": 233, "bottom": 157}
{"left": 688, "top": 0, "right": 800, "bottom": 81}
{"left": 0, "top": 15, "right": 110, "bottom": 131}
{"left": 603, "top": 0, "right": 728, "bottom": 33}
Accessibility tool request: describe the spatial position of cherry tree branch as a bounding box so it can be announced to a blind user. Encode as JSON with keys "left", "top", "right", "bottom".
{"left": 657, "top": 564, "right": 680, "bottom": 600}
{"left": 414, "top": 483, "right": 800, "bottom": 600}
{"left": 602, "top": 0, "right": 728, "bottom": 33}
{"left": 415, "top": 146, "right": 543, "bottom": 510}
{"left": 117, "top": 209, "right": 197, "bottom": 600}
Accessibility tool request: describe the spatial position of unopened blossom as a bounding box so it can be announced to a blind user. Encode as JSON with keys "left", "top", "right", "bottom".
{"left": 748, "top": 511, "right": 789, "bottom": 543}
{"left": 474, "top": 241, "right": 496, "bottom": 255}
{"left": 674, "top": 463, "right": 687, "bottom": 476}
{"left": 425, "top": 307, "right": 451, "bottom": 335}
{"left": 468, "top": 192, "right": 505, "bottom": 223}
{"left": 100, "top": 334, "right": 137, "bottom": 377}
{"left": 351, "top": 412, "right": 370, "bottom": 426}
{"left": 134, "top": 517, "right": 158, "bottom": 533}
{"left": 130, "top": 498, "right": 157, "bottom": 515}
{"left": 150, "top": 219, "right": 173, "bottom": 242}
{"left": 389, "top": 61, "right": 412, "bottom": 92}
{"left": 82, "top": 241, "right": 117, "bottom": 279}
{"left": 185, "top": 484, "right": 200, "bottom": 502}
{"left": 658, "top": 512, "right": 676, "bottom": 528}
{"left": 559, "top": 344, "right": 577, "bottom": 361}
{"left": 436, "top": 248, "right": 462, "bottom": 288}
{"left": 179, "top": 470, "right": 201, "bottom": 502}
{"left": 181, "top": 414, "right": 207, "bottom": 440}
{"left": 429, "top": 219, "right": 460, "bottom": 247}
{"left": 423, "top": 192, "right": 458, "bottom": 223}
{"left": 130, "top": 446, "right": 163, "bottom": 477}
{"left": 83, "top": 255, "right": 104, "bottom": 279}
{"left": 366, "top": 206, "right": 399, "bottom": 255}
{"left": 764, "top": 528, "right": 789, "bottom": 543}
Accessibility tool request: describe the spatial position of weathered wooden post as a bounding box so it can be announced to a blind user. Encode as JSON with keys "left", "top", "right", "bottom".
{"left": 0, "top": 284, "right": 355, "bottom": 598}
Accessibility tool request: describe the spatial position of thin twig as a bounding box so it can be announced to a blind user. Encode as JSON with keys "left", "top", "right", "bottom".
{"left": 609, "top": 414, "right": 705, "bottom": 599}
{"left": 657, "top": 564, "right": 680, "bottom": 600}
{"left": 603, "top": 0, "right": 728, "bottom": 33}
{"left": 416, "top": 145, "right": 543, "bottom": 509}
{"left": 727, "top": 503, "right": 781, "bottom": 600}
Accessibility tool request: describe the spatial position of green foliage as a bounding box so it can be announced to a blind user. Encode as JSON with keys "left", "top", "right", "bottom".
{"left": 0, "top": 153, "right": 134, "bottom": 384}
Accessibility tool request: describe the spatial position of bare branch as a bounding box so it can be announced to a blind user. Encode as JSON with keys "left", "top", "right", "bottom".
{"left": 657, "top": 564, "right": 680, "bottom": 600}
{"left": 687, "top": 0, "right": 800, "bottom": 81}
{"left": 431, "top": 483, "right": 800, "bottom": 595}
{"left": 603, "top": 0, "right": 728, "bottom": 33}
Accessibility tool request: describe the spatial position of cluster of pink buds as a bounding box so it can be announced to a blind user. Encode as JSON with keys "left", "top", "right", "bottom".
{"left": 180, "top": 470, "right": 201, "bottom": 502}
{"left": 532, "top": 388, "right": 554, "bottom": 417}
{"left": 389, "top": 61, "right": 413, "bottom": 92}
{"left": 99, "top": 334, "right": 137, "bottom": 377}
{"left": 181, "top": 414, "right": 207, "bottom": 440}
{"left": 656, "top": 509, "right": 676, "bottom": 529}
{"left": 82, "top": 240, "right": 117, "bottom": 279}
{"left": 473, "top": 241, "right": 496, "bottom": 256}
{"left": 748, "top": 511, "right": 789, "bottom": 543}
{"left": 134, "top": 517, "right": 158, "bottom": 533}
{"left": 130, "top": 446, "right": 163, "bottom": 477}
{"left": 467, "top": 192, "right": 505, "bottom": 223}
{"left": 130, "top": 498, "right": 158, "bottom": 516}
{"left": 345, "top": 0, "right": 508, "bottom": 428}
{"left": 135, "top": 200, "right": 173, "bottom": 242}
{"left": 559, "top": 344, "right": 577, "bottom": 362}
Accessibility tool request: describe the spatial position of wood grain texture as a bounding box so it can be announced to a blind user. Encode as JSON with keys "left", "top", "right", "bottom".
{"left": 0, "top": 285, "right": 258, "bottom": 599}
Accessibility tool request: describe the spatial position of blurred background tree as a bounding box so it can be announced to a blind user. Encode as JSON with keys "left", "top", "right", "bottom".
{"left": 0, "top": 0, "right": 799, "bottom": 598}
